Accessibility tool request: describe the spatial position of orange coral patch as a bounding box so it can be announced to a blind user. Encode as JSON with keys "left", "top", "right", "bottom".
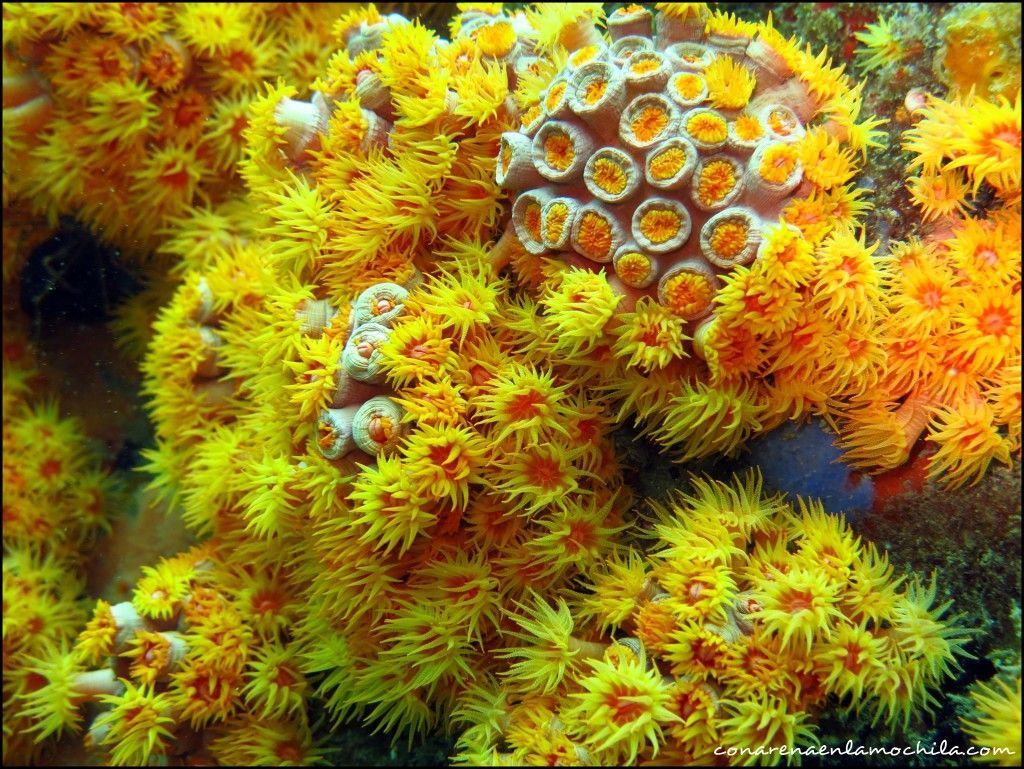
{"left": 631, "top": 106, "right": 669, "bottom": 143}
{"left": 649, "top": 146, "right": 687, "bottom": 180}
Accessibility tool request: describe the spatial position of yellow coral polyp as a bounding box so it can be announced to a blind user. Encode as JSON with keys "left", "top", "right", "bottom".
{"left": 758, "top": 143, "right": 800, "bottom": 184}
{"left": 638, "top": 208, "right": 683, "bottom": 244}
{"left": 475, "top": 364, "right": 569, "bottom": 447}
{"left": 649, "top": 146, "right": 687, "bottom": 181}
{"left": 543, "top": 130, "right": 574, "bottom": 171}
{"left": 709, "top": 219, "right": 750, "bottom": 260}
{"left": 612, "top": 298, "right": 688, "bottom": 371}
{"left": 592, "top": 158, "right": 628, "bottom": 194}
{"left": 696, "top": 159, "right": 737, "bottom": 208}
{"left": 631, "top": 106, "right": 670, "bottom": 143}
{"left": 672, "top": 72, "right": 705, "bottom": 102}
{"left": 661, "top": 271, "right": 714, "bottom": 320}
{"left": 615, "top": 251, "right": 655, "bottom": 288}
{"left": 703, "top": 55, "right": 756, "bottom": 110}
{"left": 403, "top": 424, "right": 488, "bottom": 509}
{"left": 565, "top": 655, "right": 679, "bottom": 765}
{"left": 583, "top": 77, "right": 609, "bottom": 105}
{"left": 686, "top": 111, "right": 728, "bottom": 144}
{"left": 544, "top": 81, "right": 567, "bottom": 112}
{"left": 576, "top": 210, "right": 615, "bottom": 259}
{"left": 907, "top": 168, "right": 971, "bottom": 222}
{"left": 474, "top": 21, "right": 517, "bottom": 58}
{"left": 961, "top": 676, "right": 1022, "bottom": 766}
{"left": 927, "top": 401, "right": 1013, "bottom": 489}
{"left": 854, "top": 17, "right": 906, "bottom": 72}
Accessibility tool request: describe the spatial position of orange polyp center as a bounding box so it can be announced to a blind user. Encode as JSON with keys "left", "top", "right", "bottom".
{"left": 687, "top": 112, "right": 727, "bottom": 144}
{"left": 698, "top": 160, "right": 737, "bottom": 206}
{"left": 577, "top": 211, "right": 614, "bottom": 258}
{"left": 545, "top": 81, "right": 567, "bottom": 112}
{"left": 760, "top": 144, "right": 799, "bottom": 183}
{"left": 691, "top": 637, "right": 720, "bottom": 667}
{"left": 649, "top": 146, "right": 686, "bottom": 180}
{"left": 592, "top": 157, "right": 628, "bottom": 194}
{"left": 631, "top": 56, "right": 662, "bottom": 75}
{"left": 508, "top": 389, "right": 546, "bottom": 420}
{"left": 781, "top": 587, "right": 816, "bottom": 613}
{"left": 475, "top": 21, "right": 516, "bottom": 57}
{"left": 525, "top": 453, "right": 566, "bottom": 489}
{"left": 663, "top": 272, "right": 713, "bottom": 318}
{"left": 544, "top": 131, "right": 574, "bottom": 171}
{"left": 40, "top": 458, "right": 62, "bottom": 479}
{"left": 639, "top": 208, "right": 681, "bottom": 243}
{"left": 673, "top": 73, "right": 705, "bottom": 101}
{"left": 570, "top": 45, "right": 600, "bottom": 67}
{"left": 544, "top": 202, "right": 569, "bottom": 242}
{"left": 520, "top": 105, "right": 541, "bottom": 129}
{"left": 710, "top": 220, "right": 749, "bottom": 258}
{"left": 583, "top": 78, "right": 608, "bottom": 104}
{"left": 631, "top": 106, "right": 669, "bottom": 142}
{"left": 616, "top": 252, "right": 653, "bottom": 287}
{"left": 500, "top": 142, "right": 512, "bottom": 174}
{"left": 318, "top": 421, "right": 337, "bottom": 449}
{"left": 919, "top": 286, "right": 945, "bottom": 309}
{"left": 734, "top": 114, "right": 763, "bottom": 142}
{"left": 356, "top": 339, "right": 375, "bottom": 358}
{"left": 975, "top": 247, "right": 999, "bottom": 267}
{"left": 768, "top": 108, "right": 796, "bottom": 135}
{"left": 606, "top": 689, "right": 649, "bottom": 725}
{"left": 524, "top": 202, "right": 542, "bottom": 239}
{"left": 979, "top": 306, "right": 1011, "bottom": 335}
{"left": 367, "top": 415, "right": 393, "bottom": 444}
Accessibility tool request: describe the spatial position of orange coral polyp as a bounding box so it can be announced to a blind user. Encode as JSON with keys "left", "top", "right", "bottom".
{"left": 710, "top": 221, "right": 750, "bottom": 259}
{"left": 697, "top": 160, "right": 737, "bottom": 207}
{"left": 662, "top": 272, "right": 714, "bottom": 319}
{"left": 759, "top": 144, "right": 800, "bottom": 184}
{"left": 768, "top": 108, "right": 798, "bottom": 136}
{"left": 616, "top": 252, "right": 655, "bottom": 288}
{"left": 525, "top": 203, "right": 542, "bottom": 240}
{"left": 673, "top": 73, "right": 705, "bottom": 101}
{"left": 649, "top": 147, "right": 686, "bottom": 180}
{"left": 544, "top": 132, "right": 575, "bottom": 171}
{"left": 734, "top": 114, "right": 764, "bottom": 142}
{"left": 639, "top": 209, "right": 683, "bottom": 244}
{"left": 631, "top": 56, "right": 662, "bottom": 75}
{"left": 545, "top": 202, "right": 570, "bottom": 243}
{"left": 577, "top": 211, "right": 615, "bottom": 259}
{"left": 520, "top": 104, "right": 542, "bottom": 129}
{"left": 687, "top": 112, "right": 727, "bottom": 144}
{"left": 584, "top": 78, "right": 609, "bottom": 104}
{"left": 569, "top": 45, "right": 602, "bottom": 67}
{"left": 631, "top": 106, "right": 669, "bottom": 143}
{"left": 592, "top": 158, "right": 628, "bottom": 194}
{"left": 545, "top": 82, "right": 567, "bottom": 112}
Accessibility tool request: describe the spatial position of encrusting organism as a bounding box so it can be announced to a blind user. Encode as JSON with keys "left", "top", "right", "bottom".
{"left": 451, "top": 471, "right": 975, "bottom": 766}
{"left": 2, "top": 330, "right": 115, "bottom": 765}
{"left": 839, "top": 89, "right": 1020, "bottom": 489}
{"left": 1, "top": 4, "right": 345, "bottom": 259}
{"left": 492, "top": 2, "right": 893, "bottom": 467}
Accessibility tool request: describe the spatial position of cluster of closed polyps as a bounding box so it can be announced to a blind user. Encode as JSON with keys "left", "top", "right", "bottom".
{"left": 308, "top": 282, "right": 411, "bottom": 462}
{"left": 499, "top": 6, "right": 813, "bottom": 325}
